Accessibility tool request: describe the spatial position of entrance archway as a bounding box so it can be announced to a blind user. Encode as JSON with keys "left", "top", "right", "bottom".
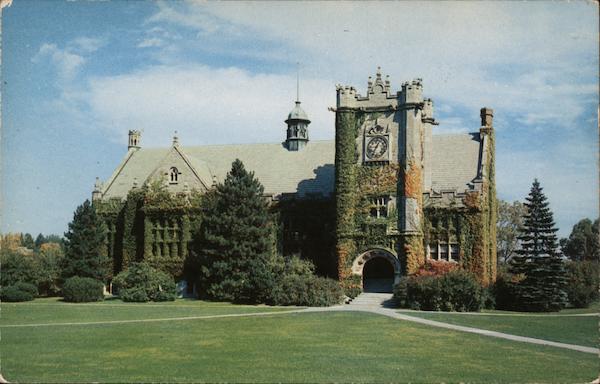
{"left": 351, "top": 248, "right": 400, "bottom": 293}
{"left": 362, "top": 257, "right": 395, "bottom": 292}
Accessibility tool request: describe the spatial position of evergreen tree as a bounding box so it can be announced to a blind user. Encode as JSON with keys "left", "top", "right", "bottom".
{"left": 62, "top": 200, "right": 110, "bottom": 282}
{"left": 197, "top": 159, "right": 275, "bottom": 303}
{"left": 509, "top": 179, "right": 567, "bottom": 311}
{"left": 20, "top": 233, "right": 35, "bottom": 249}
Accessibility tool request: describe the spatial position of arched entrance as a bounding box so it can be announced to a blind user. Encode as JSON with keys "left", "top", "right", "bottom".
{"left": 351, "top": 248, "right": 401, "bottom": 293}
{"left": 363, "top": 257, "right": 395, "bottom": 293}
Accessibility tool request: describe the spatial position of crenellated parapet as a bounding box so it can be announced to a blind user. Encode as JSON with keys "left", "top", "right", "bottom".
{"left": 336, "top": 67, "right": 398, "bottom": 110}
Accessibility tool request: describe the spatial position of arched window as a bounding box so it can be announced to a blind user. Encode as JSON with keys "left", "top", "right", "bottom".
{"left": 169, "top": 167, "right": 179, "bottom": 183}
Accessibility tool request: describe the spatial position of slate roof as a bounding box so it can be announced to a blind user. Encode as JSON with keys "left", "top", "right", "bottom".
{"left": 101, "top": 133, "right": 482, "bottom": 200}
{"left": 430, "top": 133, "right": 482, "bottom": 191}
{"left": 102, "top": 141, "right": 335, "bottom": 199}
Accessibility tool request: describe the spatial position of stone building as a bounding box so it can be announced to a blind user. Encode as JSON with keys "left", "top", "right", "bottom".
{"left": 93, "top": 69, "right": 496, "bottom": 294}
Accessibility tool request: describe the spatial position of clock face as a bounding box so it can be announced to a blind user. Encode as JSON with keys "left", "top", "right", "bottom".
{"left": 366, "top": 136, "right": 388, "bottom": 159}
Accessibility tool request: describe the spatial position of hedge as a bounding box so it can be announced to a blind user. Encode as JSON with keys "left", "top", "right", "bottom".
{"left": 62, "top": 276, "right": 104, "bottom": 302}
{"left": 394, "top": 270, "right": 484, "bottom": 311}
{"left": 1, "top": 282, "right": 38, "bottom": 302}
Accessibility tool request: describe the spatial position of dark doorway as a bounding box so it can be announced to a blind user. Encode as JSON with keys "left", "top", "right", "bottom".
{"left": 362, "top": 257, "right": 395, "bottom": 293}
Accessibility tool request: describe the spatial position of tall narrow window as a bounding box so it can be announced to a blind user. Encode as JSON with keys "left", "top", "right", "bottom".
{"left": 169, "top": 167, "right": 179, "bottom": 183}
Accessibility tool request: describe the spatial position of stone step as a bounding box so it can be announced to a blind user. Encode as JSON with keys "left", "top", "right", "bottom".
{"left": 348, "top": 293, "right": 397, "bottom": 308}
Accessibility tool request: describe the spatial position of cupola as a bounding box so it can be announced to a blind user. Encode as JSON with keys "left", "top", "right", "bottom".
{"left": 128, "top": 130, "right": 141, "bottom": 150}
{"left": 285, "top": 100, "right": 310, "bottom": 151}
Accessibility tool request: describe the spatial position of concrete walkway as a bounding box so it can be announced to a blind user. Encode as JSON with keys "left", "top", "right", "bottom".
{"left": 326, "top": 293, "right": 599, "bottom": 355}
{"left": 3, "top": 294, "right": 596, "bottom": 355}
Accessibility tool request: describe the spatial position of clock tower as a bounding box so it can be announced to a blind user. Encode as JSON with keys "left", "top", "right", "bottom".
{"left": 334, "top": 68, "right": 437, "bottom": 288}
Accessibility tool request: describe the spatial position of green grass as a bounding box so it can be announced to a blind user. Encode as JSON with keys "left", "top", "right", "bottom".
{"left": 0, "top": 297, "right": 294, "bottom": 325}
{"left": 1, "top": 300, "right": 598, "bottom": 383}
{"left": 398, "top": 304, "right": 599, "bottom": 348}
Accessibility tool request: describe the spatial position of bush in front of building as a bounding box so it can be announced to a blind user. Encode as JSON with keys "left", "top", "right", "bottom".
{"left": 112, "top": 262, "right": 176, "bottom": 302}
{"left": 62, "top": 276, "right": 104, "bottom": 302}
{"left": 394, "top": 270, "right": 484, "bottom": 311}
{"left": 270, "top": 274, "right": 343, "bottom": 307}
{"left": 1, "top": 282, "right": 38, "bottom": 302}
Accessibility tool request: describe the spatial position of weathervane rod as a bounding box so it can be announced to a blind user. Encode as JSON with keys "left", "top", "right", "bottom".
{"left": 296, "top": 62, "right": 300, "bottom": 102}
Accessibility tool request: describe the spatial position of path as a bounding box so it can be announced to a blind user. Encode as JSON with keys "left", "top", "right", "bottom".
{"left": 331, "top": 293, "right": 598, "bottom": 355}
{"left": 2, "top": 294, "right": 596, "bottom": 355}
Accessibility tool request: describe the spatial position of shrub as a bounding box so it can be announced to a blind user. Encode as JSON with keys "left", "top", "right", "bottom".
{"left": 0, "top": 250, "right": 39, "bottom": 288}
{"left": 120, "top": 287, "right": 149, "bottom": 302}
{"left": 392, "top": 277, "right": 408, "bottom": 307}
{"left": 113, "top": 262, "right": 176, "bottom": 302}
{"left": 1, "top": 282, "right": 38, "bottom": 302}
{"left": 398, "top": 270, "right": 484, "bottom": 311}
{"left": 62, "top": 276, "right": 104, "bottom": 302}
{"left": 565, "top": 261, "right": 599, "bottom": 308}
{"left": 270, "top": 274, "right": 343, "bottom": 307}
{"left": 342, "top": 274, "right": 363, "bottom": 299}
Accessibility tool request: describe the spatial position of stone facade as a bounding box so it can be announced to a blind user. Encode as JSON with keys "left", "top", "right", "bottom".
{"left": 93, "top": 69, "right": 496, "bottom": 293}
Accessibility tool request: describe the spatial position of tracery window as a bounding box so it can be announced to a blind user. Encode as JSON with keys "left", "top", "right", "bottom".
{"left": 169, "top": 167, "right": 179, "bottom": 183}
{"left": 369, "top": 196, "right": 389, "bottom": 218}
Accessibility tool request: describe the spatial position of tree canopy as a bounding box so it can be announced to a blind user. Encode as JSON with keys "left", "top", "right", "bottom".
{"left": 509, "top": 179, "right": 566, "bottom": 311}
{"left": 497, "top": 199, "right": 526, "bottom": 265}
{"left": 560, "top": 218, "right": 599, "bottom": 261}
{"left": 196, "top": 159, "right": 276, "bottom": 303}
{"left": 62, "top": 200, "right": 110, "bottom": 282}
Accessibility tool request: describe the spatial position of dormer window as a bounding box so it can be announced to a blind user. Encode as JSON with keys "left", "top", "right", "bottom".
{"left": 169, "top": 167, "right": 179, "bottom": 183}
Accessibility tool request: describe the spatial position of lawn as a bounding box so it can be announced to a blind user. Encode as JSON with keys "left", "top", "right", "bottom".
{"left": 1, "top": 300, "right": 598, "bottom": 383}
{"left": 1, "top": 297, "right": 294, "bottom": 325}
{"left": 398, "top": 303, "right": 599, "bottom": 348}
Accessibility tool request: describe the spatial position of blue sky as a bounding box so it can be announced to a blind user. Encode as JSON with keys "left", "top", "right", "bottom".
{"left": 1, "top": 1, "right": 598, "bottom": 238}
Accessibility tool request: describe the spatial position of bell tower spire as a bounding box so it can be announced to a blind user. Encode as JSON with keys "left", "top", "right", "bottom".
{"left": 285, "top": 64, "right": 310, "bottom": 151}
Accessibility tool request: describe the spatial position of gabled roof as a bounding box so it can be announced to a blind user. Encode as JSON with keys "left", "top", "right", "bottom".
{"left": 100, "top": 132, "right": 483, "bottom": 201}
{"left": 101, "top": 140, "right": 335, "bottom": 199}
{"left": 430, "top": 133, "right": 482, "bottom": 192}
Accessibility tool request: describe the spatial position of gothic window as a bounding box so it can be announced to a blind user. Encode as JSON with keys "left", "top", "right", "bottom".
{"left": 169, "top": 167, "right": 179, "bottom": 183}
{"left": 369, "top": 196, "right": 388, "bottom": 218}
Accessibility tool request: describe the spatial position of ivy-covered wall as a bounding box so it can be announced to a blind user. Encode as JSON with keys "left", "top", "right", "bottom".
{"left": 94, "top": 183, "right": 204, "bottom": 280}
{"left": 333, "top": 105, "right": 497, "bottom": 292}
{"left": 334, "top": 108, "right": 404, "bottom": 293}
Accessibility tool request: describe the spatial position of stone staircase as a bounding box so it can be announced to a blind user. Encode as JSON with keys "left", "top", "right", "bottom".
{"left": 348, "top": 292, "right": 397, "bottom": 308}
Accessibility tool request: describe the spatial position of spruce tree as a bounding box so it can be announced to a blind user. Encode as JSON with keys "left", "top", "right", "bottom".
{"left": 197, "top": 159, "right": 275, "bottom": 303}
{"left": 62, "top": 200, "right": 110, "bottom": 282}
{"left": 510, "top": 179, "right": 567, "bottom": 311}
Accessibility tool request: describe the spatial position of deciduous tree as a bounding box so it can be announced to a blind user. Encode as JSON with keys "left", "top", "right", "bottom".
{"left": 497, "top": 199, "right": 526, "bottom": 265}
{"left": 560, "top": 218, "right": 599, "bottom": 261}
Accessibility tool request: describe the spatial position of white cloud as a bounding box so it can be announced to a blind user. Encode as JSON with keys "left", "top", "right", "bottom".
{"left": 33, "top": 43, "right": 86, "bottom": 81}
{"left": 81, "top": 65, "right": 335, "bottom": 147}
{"left": 138, "top": 38, "right": 164, "bottom": 48}
{"left": 142, "top": 1, "right": 598, "bottom": 132}
{"left": 70, "top": 37, "right": 105, "bottom": 53}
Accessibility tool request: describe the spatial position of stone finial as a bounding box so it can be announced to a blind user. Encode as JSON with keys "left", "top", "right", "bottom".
{"left": 212, "top": 175, "right": 218, "bottom": 187}
{"left": 173, "top": 130, "right": 179, "bottom": 146}
{"left": 376, "top": 66, "right": 382, "bottom": 79}
{"left": 92, "top": 177, "right": 103, "bottom": 201}
{"left": 132, "top": 178, "right": 138, "bottom": 188}
{"left": 480, "top": 107, "right": 494, "bottom": 127}
{"left": 128, "top": 130, "right": 141, "bottom": 150}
